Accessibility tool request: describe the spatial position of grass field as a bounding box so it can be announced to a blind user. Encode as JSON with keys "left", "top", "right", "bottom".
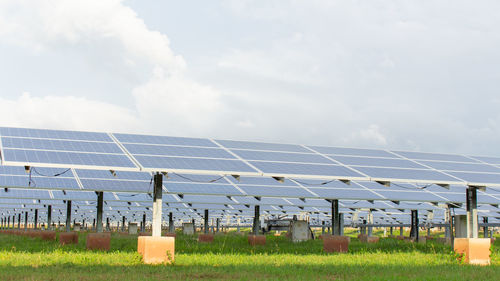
{"left": 0, "top": 229, "right": 498, "bottom": 280}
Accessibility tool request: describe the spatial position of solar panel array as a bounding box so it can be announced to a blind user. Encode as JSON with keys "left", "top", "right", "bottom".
{"left": 0, "top": 127, "right": 499, "bottom": 226}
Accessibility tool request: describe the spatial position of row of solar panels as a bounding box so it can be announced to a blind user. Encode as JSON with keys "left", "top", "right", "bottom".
{"left": 0, "top": 186, "right": 499, "bottom": 224}
{"left": 1, "top": 199, "right": 498, "bottom": 227}
{"left": 2, "top": 127, "right": 500, "bottom": 188}
{"left": 1, "top": 165, "right": 499, "bottom": 205}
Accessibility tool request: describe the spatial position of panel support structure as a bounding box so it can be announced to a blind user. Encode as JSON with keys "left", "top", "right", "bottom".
{"left": 17, "top": 213, "right": 21, "bottom": 229}
{"left": 253, "top": 205, "right": 260, "bottom": 234}
{"left": 34, "top": 209, "right": 38, "bottom": 230}
{"left": 24, "top": 211, "right": 28, "bottom": 231}
{"left": 66, "top": 200, "right": 72, "bottom": 232}
{"left": 142, "top": 213, "right": 146, "bottom": 232}
{"left": 152, "top": 173, "right": 163, "bottom": 237}
{"left": 466, "top": 186, "right": 478, "bottom": 238}
{"left": 410, "top": 210, "right": 419, "bottom": 240}
{"left": 204, "top": 209, "right": 209, "bottom": 234}
{"left": 47, "top": 205, "right": 52, "bottom": 230}
{"left": 483, "top": 217, "right": 488, "bottom": 238}
{"left": 96, "top": 191, "right": 104, "bottom": 233}
{"left": 332, "top": 199, "right": 340, "bottom": 236}
{"left": 168, "top": 212, "right": 174, "bottom": 233}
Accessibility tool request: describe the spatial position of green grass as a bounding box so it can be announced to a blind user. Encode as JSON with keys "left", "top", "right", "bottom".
{"left": 0, "top": 231, "right": 498, "bottom": 280}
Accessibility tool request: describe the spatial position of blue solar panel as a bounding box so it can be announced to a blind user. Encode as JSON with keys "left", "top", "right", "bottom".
{"left": 0, "top": 127, "right": 112, "bottom": 142}
{"left": 134, "top": 155, "right": 258, "bottom": 173}
{"left": 308, "top": 146, "right": 396, "bottom": 158}
{"left": 0, "top": 188, "right": 52, "bottom": 199}
{"left": 417, "top": 161, "right": 500, "bottom": 173}
{"left": 123, "top": 143, "right": 236, "bottom": 159}
{"left": 180, "top": 195, "right": 235, "bottom": 204}
{"left": 331, "top": 155, "right": 427, "bottom": 169}
{"left": 0, "top": 175, "right": 79, "bottom": 189}
{"left": 165, "top": 182, "right": 243, "bottom": 196}
{"left": 1, "top": 137, "right": 122, "bottom": 154}
{"left": 238, "top": 185, "right": 313, "bottom": 197}
{"left": 231, "top": 149, "right": 333, "bottom": 164}
{"left": 216, "top": 139, "right": 310, "bottom": 153}
{"left": 469, "top": 155, "right": 500, "bottom": 165}
{"left": 446, "top": 171, "right": 500, "bottom": 184}
{"left": 2, "top": 149, "right": 136, "bottom": 168}
{"left": 113, "top": 133, "right": 217, "bottom": 147}
{"left": 354, "top": 167, "right": 461, "bottom": 182}
{"left": 75, "top": 169, "right": 151, "bottom": 181}
{"left": 248, "top": 161, "right": 365, "bottom": 178}
{"left": 226, "top": 176, "right": 298, "bottom": 186}
{"left": 307, "top": 187, "right": 382, "bottom": 200}
{"left": 392, "top": 151, "right": 477, "bottom": 163}
{"left": 79, "top": 179, "right": 151, "bottom": 192}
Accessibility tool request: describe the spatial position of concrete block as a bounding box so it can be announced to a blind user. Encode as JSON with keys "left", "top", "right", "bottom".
{"left": 182, "top": 223, "right": 194, "bottom": 235}
{"left": 367, "top": 236, "right": 380, "bottom": 243}
{"left": 40, "top": 231, "right": 57, "bottom": 241}
{"left": 198, "top": 234, "right": 214, "bottom": 243}
{"left": 164, "top": 233, "right": 176, "bottom": 238}
{"left": 290, "top": 220, "right": 310, "bottom": 242}
{"left": 128, "top": 223, "right": 138, "bottom": 235}
{"left": 137, "top": 236, "right": 175, "bottom": 264}
{"left": 59, "top": 232, "right": 78, "bottom": 245}
{"left": 74, "top": 223, "right": 81, "bottom": 232}
{"left": 436, "top": 237, "right": 452, "bottom": 245}
{"left": 248, "top": 234, "right": 266, "bottom": 246}
{"left": 323, "top": 235, "right": 349, "bottom": 253}
{"left": 86, "top": 233, "right": 111, "bottom": 251}
{"left": 454, "top": 238, "right": 491, "bottom": 266}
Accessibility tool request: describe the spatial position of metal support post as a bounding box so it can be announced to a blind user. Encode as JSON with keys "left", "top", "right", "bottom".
{"left": 410, "top": 210, "right": 419, "bottom": 240}
{"left": 204, "top": 209, "right": 209, "bottom": 234}
{"left": 253, "top": 205, "right": 260, "bottom": 234}
{"left": 152, "top": 172, "right": 163, "bottom": 237}
{"left": 168, "top": 212, "right": 174, "bottom": 233}
{"left": 96, "top": 191, "right": 104, "bottom": 232}
{"left": 332, "top": 199, "right": 340, "bottom": 235}
{"left": 66, "top": 200, "right": 72, "bottom": 232}
{"left": 466, "top": 186, "right": 478, "bottom": 238}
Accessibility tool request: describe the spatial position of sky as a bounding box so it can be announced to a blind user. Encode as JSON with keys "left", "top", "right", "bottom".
{"left": 0, "top": 0, "right": 499, "bottom": 156}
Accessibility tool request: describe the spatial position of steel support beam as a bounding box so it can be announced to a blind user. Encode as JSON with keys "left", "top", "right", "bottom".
{"left": 24, "top": 211, "right": 28, "bottom": 231}
{"left": 332, "top": 199, "right": 340, "bottom": 235}
{"left": 142, "top": 213, "right": 146, "bottom": 232}
{"left": 66, "top": 200, "right": 72, "bottom": 232}
{"left": 47, "top": 205, "right": 52, "bottom": 230}
{"left": 253, "top": 205, "right": 260, "bottom": 234}
{"left": 483, "top": 217, "right": 488, "bottom": 238}
{"left": 152, "top": 173, "right": 163, "bottom": 237}
{"left": 410, "top": 210, "right": 419, "bottom": 240}
{"left": 466, "top": 186, "right": 478, "bottom": 238}
{"left": 122, "top": 216, "right": 126, "bottom": 232}
{"left": 168, "top": 212, "right": 174, "bottom": 233}
{"left": 204, "top": 209, "right": 209, "bottom": 234}
{"left": 34, "top": 209, "right": 38, "bottom": 230}
{"left": 96, "top": 191, "right": 104, "bottom": 233}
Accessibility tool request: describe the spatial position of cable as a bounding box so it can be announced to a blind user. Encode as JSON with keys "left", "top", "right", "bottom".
{"left": 172, "top": 173, "right": 225, "bottom": 183}
{"left": 292, "top": 179, "right": 337, "bottom": 186}
{"left": 31, "top": 167, "right": 72, "bottom": 177}
{"left": 391, "top": 182, "right": 432, "bottom": 190}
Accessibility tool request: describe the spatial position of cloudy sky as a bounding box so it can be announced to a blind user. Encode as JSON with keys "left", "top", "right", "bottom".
{"left": 0, "top": 0, "right": 499, "bottom": 156}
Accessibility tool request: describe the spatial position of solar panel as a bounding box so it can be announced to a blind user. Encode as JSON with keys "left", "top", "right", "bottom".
{"left": 0, "top": 127, "right": 137, "bottom": 170}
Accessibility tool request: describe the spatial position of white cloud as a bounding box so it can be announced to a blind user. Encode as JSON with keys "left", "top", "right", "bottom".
{"left": 0, "top": 92, "right": 140, "bottom": 132}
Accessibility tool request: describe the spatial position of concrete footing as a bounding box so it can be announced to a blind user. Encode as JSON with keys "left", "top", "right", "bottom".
{"left": 248, "top": 234, "right": 266, "bottom": 246}
{"left": 40, "top": 231, "right": 57, "bottom": 241}
{"left": 323, "top": 235, "right": 350, "bottom": 253}
{"left": 137, "top": 236, "right": 175, "bottom": 264}
{"left": 182, "top": 223, "right": 194, "bottom": 235}
{"left": 358, "top": 234, "right": 379, "bottom": 243}
{"left": 198, "top": 234, "right": 214, "bottom": 243}
{"left": 454, "top": 238, "right": 491, "bottom": 266}
{"left": 59, "top": 232, "right": 78, "bottom": 245}
{"left": 86, "top": 233, "right": 111, "bottom": 251}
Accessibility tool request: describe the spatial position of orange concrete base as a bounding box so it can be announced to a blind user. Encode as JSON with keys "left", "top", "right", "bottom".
{"left": 358, "top": 234, "right": 379, "bottom": 243}
{"left": 59, "top": 232, "right": 78, "bottom": 245}
{"left": 198, "top": 234, "right": 214, "bottom": 243}
{"left": 248, "top": 235, "right": 266, "bottom": 246}
{"left": 86, "top": 233, "right": 111, "bottom": 251}
{"left": 40, "top": 231, "right": 57, "bottom": 241}
{"left": 137, "top": 236, "right": 175, "bottom": 264}
{"left": 324, "top": 236, "right": 349, "bottom": 253}
{"left": 454, "top": 238, "right": 491, "bottom": 266}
